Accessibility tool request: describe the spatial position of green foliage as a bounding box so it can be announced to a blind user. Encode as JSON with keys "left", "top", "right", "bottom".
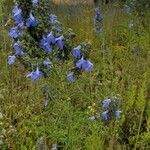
{"left": 0, "top": 1, "right": 150, "bottom": 149}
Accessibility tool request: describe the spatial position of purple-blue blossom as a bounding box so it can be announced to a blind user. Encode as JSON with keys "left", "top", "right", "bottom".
{"left": 76, "top": 57, "right": 86, "bottom": 68}
{"left": 8, "top": 55, "right": 16, "bottom": 65}
{"left": 95, "top": 7, "right": 100, "bottom": 15}
{"left": 102, "top": 99, "right": 111, "bottom": 108}
{"left": 13, "top": 42, "right": 24, "bottom": 56}
{"left": 50, "top": 14, "right": 57, "bottom": 24}
{"left": 55, "top": 35, "right": 64, "bottom": 50}
{"left": 76, "top": 57, "right": 93, "bottom": 72}
{"left": 47, "top": 32, "right": 55, "bottom": 44}
{"left": 72, "top": 45, "right": 81, "bottom": 59}
{"left": 43, "top": 59, "right": 52, "bottom": 68}
{"left": 82, "top": 60, "right": 93, "bottom": 72}
{"left": 32, "top": 0, "right": 38, "bottom": 6}
{"left": 56, "top": 23, "right": 62, "bottom": 32}
{"left": 102, "top": 110, "right": 109, "bottom": 121}
{"left": 26, "top": 13, "right": 37, "bottom": 28}
{"left": 26, "top": 67, "right": 44, "bottom": 81}
{"left": 124, "top": 5, "right": 132, "bottom": 14}
{"left": 40, "top": 36, "right": 52, "bottom": 53}
{"left": 94, "top": 7, "right": 103, "bottom": 22}
{"left": 67, "top": 72, "right": 74, "bottom": 83}
{"left": 9, "top": 27, "right": 20, "bottom": 39}
{"left": 12, "top": 5, "right": 23, "bottom": 26}
{"left": 115, "top": 110, "right": 122, "bottom": 119}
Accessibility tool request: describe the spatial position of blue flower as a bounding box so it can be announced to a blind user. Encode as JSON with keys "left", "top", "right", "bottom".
{"left": 82, "top": 60, "right": 93, "bottom": 72}
{"left": 26, "top": 67, "right": 44, "bottom": 81}
{"left": 9, "top": 27, "right": 20, "bottom": 39}
{"left": 12, "top": 5, "right": 23, "bottom": 26}
{"left": 72, "top": 45, "right": 81, "bottom": 59}
{"left": 55, "top": 35, "right": 64, "bottom": 49}
{"left": 67, "top": 72, "right": 74, "bottom": 83}
{"left": 56, "top": 23, "right": 62, "bottom": 32}
{"left": 32, "top": 0, "right": 38, "bottom": 6}
{"left": 102, "top": 110, "right": 109, "bottom": 121}
{"left": 102, "top": 99, "right": 111, "bottom": 108}
{"left": 76, "top": 58, "right": 93, "bottom": 72}
{"left": 13, "top": 42, "right": 24, "bottom": 56}
{"left": 26, "top": 13, "right": 37, "bottom": 28}
{"left": 8, "top": 55, "right": 16, "bottom": 65}
{"left": 95, "top": 7, "right": 100, "bottom": 15}
{"left": 50, "top": 14, "right": 57, "bottom": 24}
{"left": 94, "top": 14, "right": 103, "bottom": 22}
{"left": 43, "top": 59, "right": 52, "bottom": 67}
{"left": 94, "top": 7, "right": 103, "bottom": 22}
{"left": 47, "top": 32, "right": 55, "bottom": 44}
{"left": 115, "top": 110, "right": 122, "bottom": 119}
{"left": 40, "top": 36, "right": 52, "bottom": 53}
{"left": 76, "top": 57, "right": 86, "bottom": 68}
{"left": 124, "top": 5, "right": 132, "bottom": 14}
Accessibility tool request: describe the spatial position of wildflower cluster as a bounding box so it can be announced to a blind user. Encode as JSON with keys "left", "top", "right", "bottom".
{"left": 93, "top": 7, "right": 103, "bottom": 32}
{"left": 8, "top": 0, "right": 93, "bottom": 82}
{"left": 67, "top": 42, "right": 93, "bottom": 83}
{"left": 101, "top": 97, "right": 122, "bottom": 122}
{"left": 89, "top": 96, "right": 122, "bottom": 122}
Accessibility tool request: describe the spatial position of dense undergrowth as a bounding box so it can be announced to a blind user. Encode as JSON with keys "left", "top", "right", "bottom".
{"left": 0, "top": 0, "right": 150, "bottom": 149}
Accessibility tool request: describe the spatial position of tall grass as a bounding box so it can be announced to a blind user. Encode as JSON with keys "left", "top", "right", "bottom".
{"left": 0, "top": 1, "right": 150, "bottom": 149}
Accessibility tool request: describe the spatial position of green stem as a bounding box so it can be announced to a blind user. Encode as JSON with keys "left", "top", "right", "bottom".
{"left": 134, "top": 106, "right": 145, "bottom": 150}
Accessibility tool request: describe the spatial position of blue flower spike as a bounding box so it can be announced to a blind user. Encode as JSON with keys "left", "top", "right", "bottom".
{"left": 72, "top": 45, "right": 81, "bottom": 59}
{"left": 26, "top": 13, "right": 37, "bottom": 28}
{"left": 8, "top": 55, "right": 16, "bottom": 65}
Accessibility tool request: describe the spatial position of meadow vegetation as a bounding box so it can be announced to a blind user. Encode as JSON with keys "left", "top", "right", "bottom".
{"left": 0, "top": 0, "right": 150, "bottom": 149}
